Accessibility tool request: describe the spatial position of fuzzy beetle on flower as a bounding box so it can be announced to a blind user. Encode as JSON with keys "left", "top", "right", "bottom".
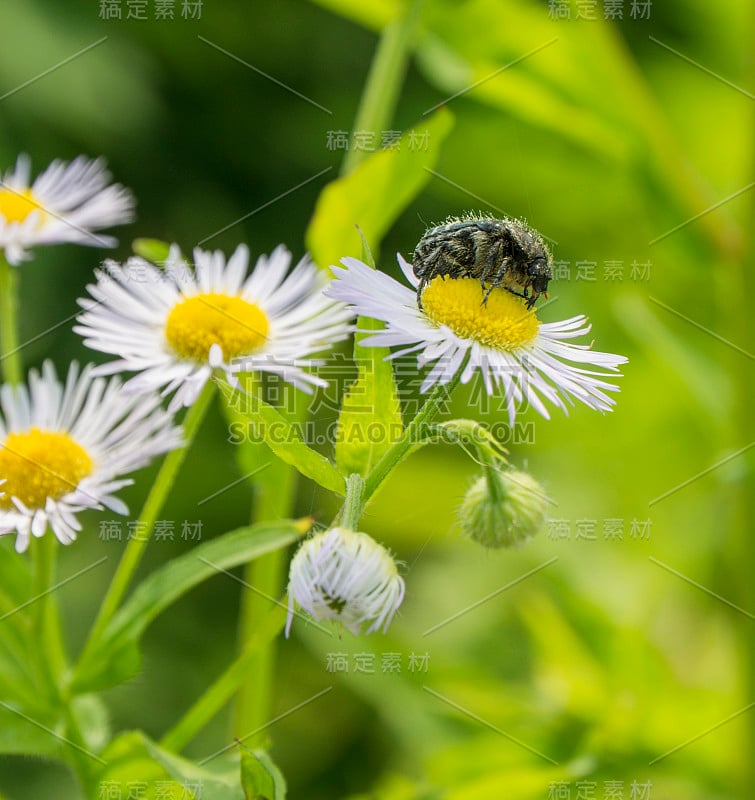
{"left": 326, "top": 254, "right": 627, "bottom": 425}
{"left": 412, "top": 212, "right": 553, "bottom": 310}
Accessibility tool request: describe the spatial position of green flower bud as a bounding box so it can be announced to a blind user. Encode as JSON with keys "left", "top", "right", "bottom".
{"left": 458, "top": 468, "right": 548, "bottom": 548}
{"left": 132, "top": 237, "right": 173, "bottom": 266}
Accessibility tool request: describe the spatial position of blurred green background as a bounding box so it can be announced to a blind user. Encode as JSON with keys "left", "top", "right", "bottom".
{"left": 0, "top": 0, "right": 752, "bottom": 798}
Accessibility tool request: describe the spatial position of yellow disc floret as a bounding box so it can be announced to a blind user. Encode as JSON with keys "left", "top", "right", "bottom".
{"left": 422, "top": 277, "right": 540, "bottom": 350}
{"left": 0, "top": 188, "right": 46, "bottom": 226}
{"left": 164, "top": 293, "right": 270, "bottom": 362}
{"left": 0, "top": 429, "right": 94, "bottom": 510}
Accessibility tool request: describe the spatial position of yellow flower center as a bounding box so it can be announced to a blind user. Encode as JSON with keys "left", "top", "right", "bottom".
{"left": 0, "top": 429, "right": 94, "bottom": 510}
{"left": 422, "top": 276, "right": 540, "bottom": 350}
{"left": 164, "top": 293, "right": 270, "bottom": 362}
{"left": 0, "top": 188, "right": 46, "bottom": 225}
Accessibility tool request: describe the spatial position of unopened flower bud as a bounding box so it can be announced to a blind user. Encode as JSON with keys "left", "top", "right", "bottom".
{"left": 286, "top": 527, "right": 405, "bottom": 636}
{"left": 459, "top": 468, "right": 547, "bottom": 548}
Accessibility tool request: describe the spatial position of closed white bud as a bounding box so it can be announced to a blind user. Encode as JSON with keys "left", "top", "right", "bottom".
{"left": 286, "top": 527, "right": 405, "bottom": 636}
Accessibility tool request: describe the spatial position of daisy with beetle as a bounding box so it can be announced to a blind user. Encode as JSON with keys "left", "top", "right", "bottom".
{"left": 326, "top": 214, "right": 627, "bottom": 425}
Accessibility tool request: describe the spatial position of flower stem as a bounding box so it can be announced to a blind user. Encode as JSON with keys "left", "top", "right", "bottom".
{"left": 62, "top": 702, "right": 101, "bottom": 796}
{"left": 0, "top": 253, "right": 22, "bottom": 385}
{"left": 79, "top": 381, "right": 215, "bottom": 657}
{"left": 342, "top": 474, "right": 365, "bottom": 530}
{"left": 364, "top": 372, "right": 461, "bottom": 504}
{"left": 233, "top": 443, "right": 298, "bottom": 742}
{"left": 339, "top": 0, "right": 424, "bottom": 177}
{"left": 31, "top": 533, "right": 55, "bottom": 645}
{"left": 225, "top": 372, "right": 303, "bottom": 742}
{"left": 161, "top": 602, "right": 287, "bottom": 753}
{"left": 29, "top": 533, "right": 68, "bottom": 709}
{"left": 28, "top": 540, "right": 94, "bottom": 793}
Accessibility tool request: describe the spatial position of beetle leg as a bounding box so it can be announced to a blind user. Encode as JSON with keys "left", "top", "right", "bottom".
{"left": 416, "top": 277, "right": 427, "bottom": 309}
{"left": 504, "top": 287, "right": 529, "bottom": 303}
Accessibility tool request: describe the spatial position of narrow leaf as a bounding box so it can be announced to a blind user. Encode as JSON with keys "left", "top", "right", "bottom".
{"left": 241, "top": 748, "right": 287, "bottom": 800}
{"left": 98, "top": 731, "right": 243, "bottom": 800}
{"left": 335, "top": 334, "right": 403, "bottom": 477}
{"left": 218, "top": 380, "right": 345, "bottom": 496}
{"left": 306, "top": 108, "right": 454, "bottom": 271}
{"left": 73, "top": 520, "right": 307, "bottom": 692}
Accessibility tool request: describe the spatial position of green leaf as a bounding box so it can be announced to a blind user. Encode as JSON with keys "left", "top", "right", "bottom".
{"left": 308, "top": 110, "right": 454, "bottom": 477}
{"left": 97, "top": 731, "right": 243, "bottom": 800}
{"left": 0, "top": 542, "right": 62, "bottom": 714}
{"left": 0, "top": 703, "right": 65, "bottom": 758}
{"left": 335, "top": 226, "right": 404, "bottom": 478}
{"left": 71, "top": 693, "right": 111, "bottom": 755}
{"left": 0, "top": 539, "right": 32, "bottom": 608}
{"left": 335, "top": 329, "right": 403, "bottom": 477}
{"left": 218, "top": 380, "right": 345, "bottom": 496}
{"left": 241, "top": 748, "right": 287, "bottom": 800}
{"left": 73, "top": 520, "right": 307, "bottom": 692}
{"left": 0, "top": 612, "right": 37, "bottom": 704}
{"left": 0, "top": 540, "right": 33, "bottom": 645}
{"left": 0, "top": 647, "right": 39, "bottom": 709}
{"left": 305, "top": 108, "right": 454, "bottom": 271}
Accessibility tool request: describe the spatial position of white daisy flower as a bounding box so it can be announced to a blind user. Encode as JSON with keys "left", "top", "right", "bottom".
{"left": 74, "top": 243, "right": 354, "bottom": 412}
{"left": 287, "top": 527, "right": 405, "bottom": 636}
{"left": 0, "top": 361, "right": 181, "bottom": 553}
{"left": 0, "top": 154, "right": 134, "bottom": 265}
{"left": 326, "top": 256, "right": 628, "bottom": 424}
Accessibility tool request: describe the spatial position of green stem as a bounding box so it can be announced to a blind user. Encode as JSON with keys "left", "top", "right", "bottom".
{"left": 25, "top": 534, "right": 67, "bottom": 718}
{"left": 233, "top": 446, "right": 298, "bottom": 741}
{"left": 0, "top": 253, "right": 22, "bottom": 385}
{"left": 28, "top": 538, "right": 95, "bottom": 793}
{"left": 364, "top": 371, "right": 461, "bottom": 504}
{"left": 226, "top": 373, "right": 302, "bottom": 741}
{"left": 30, "top": 535, "right": 67, "bottom": 699}
{"left": 62, "top": 703, "right": 101, "bottom": 797}
{"left": 31, "top": 534, "right": 55, "bottom": 646}
{"left": 341, "top": 474, "right": 365, "bottom": 530}
{"left": 340, "top": 0, "right": 424, "bottom": 177}
{"left": 79, "top": 380, "right": 215, "bottom": 660}
{"left": 161, "top": 603, "right": 287, "bottom": 753}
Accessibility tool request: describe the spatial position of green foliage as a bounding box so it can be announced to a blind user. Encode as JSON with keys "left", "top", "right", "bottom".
{"left": 72, "top": 521, "right": 305, "bottom": 693}
{"left": 335, "top": 213, "right": 404, "bottom": 479}
{"left": 305, "top": 108, "right": 454, "bottom": 270}
{"left": 218, "top": 381, "right": 346, "bottom": 496}
{"left": 335, "top": 316, "right": 404, "bottom": 478}
{"left": 0, "top": 704, "right": 66, "bottom": 758}
{"left": 240, "top": 748, "right": 287, "bottom": 800}
{"left": 97, "top": 732, "right": 243, "bottom": 800}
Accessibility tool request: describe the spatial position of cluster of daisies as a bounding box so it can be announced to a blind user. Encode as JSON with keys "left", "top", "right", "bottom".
{"left": 0, "top": 153, "right": 626, "bottom": 635}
